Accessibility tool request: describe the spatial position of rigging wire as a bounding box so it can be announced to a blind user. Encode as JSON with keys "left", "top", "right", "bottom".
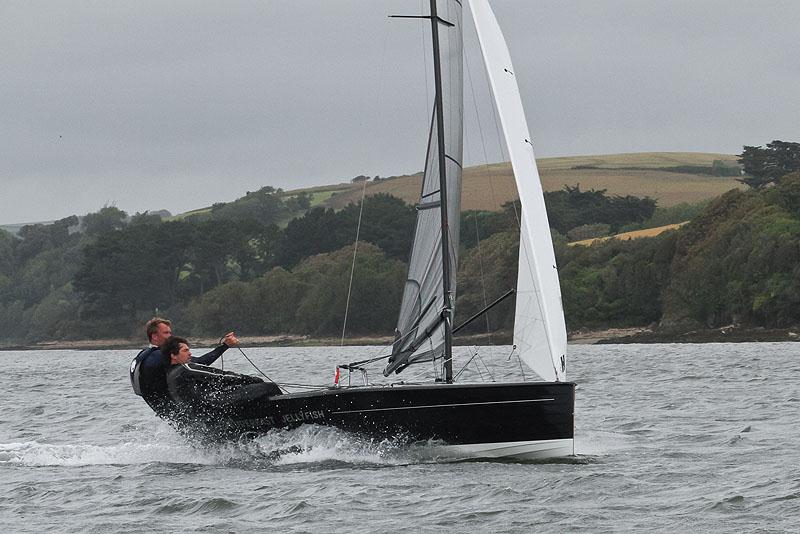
{"left": 475, "top": 348, "right": 495, "bottom": 381}
{"left": 341, "top": 178, "right": 369, "bottom": 346}
{"left": 506, "top": 345, "right": 526, "bottom": 382}
{"left": 473, "top": 214, "right": 492, "bottom": 335}
{"left": 337, "top": 0, "right": 393, "bottom": 350}
{"left": 215, "top": 334, "right": 289, "bottom": 394}
{"left": 464, "top": 15, "right": 509, "bottom": 368}
{"left": 234, "top": 346, "right": 287, "bottom": 393}
{"left": 464, "top": 43, "right": 495, "bottom": 337}
{"left": 453, "top": 347, "right": 482, "bottom": 382}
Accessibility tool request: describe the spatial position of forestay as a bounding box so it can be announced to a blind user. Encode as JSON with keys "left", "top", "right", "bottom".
{"left": 385, "top": 0, "right": 463, "bottom": 375}
{"left": 469, "top": 0, "right": 567, "bottom": 381}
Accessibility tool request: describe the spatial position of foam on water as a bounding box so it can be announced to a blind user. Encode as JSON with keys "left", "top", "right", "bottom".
{"left": 0, "top": 439, "right": 215, "bottom": 467}
{"left": 248, "top": 425, "right": 408, "bottom": 466}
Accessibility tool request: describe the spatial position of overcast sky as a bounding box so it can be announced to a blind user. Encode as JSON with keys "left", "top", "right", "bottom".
{"left": 2, "top": 0, "right": 798, "bottom": 225}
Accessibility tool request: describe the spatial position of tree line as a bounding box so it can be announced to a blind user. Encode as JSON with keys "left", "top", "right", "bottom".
{"left": 2, "top": 141, "right": 797, "bottom": 344}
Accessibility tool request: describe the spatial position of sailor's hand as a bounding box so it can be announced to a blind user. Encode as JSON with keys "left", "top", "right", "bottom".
{"left": 222, "top": 332, "right": 239, "bottom": 346}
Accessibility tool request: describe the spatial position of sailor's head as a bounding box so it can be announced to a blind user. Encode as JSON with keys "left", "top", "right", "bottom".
{"left": 161, "top": 336, "right": 192, "bottom": 365}
{"left": 146, "top": 317, "right": 172, "bottom": 346}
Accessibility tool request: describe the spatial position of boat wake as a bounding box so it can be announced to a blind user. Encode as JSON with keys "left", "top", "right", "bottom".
{"left": 1, "top": 423, "right": 582, "bottom": 469}
{"left": 0, "top": 438, "right": 213, "bottom": 467}
{"left": 0, "top": 425, "right": 416, "bottom": 469}
{"left": 237, "top": 426, "right": 584, "bottom": 467}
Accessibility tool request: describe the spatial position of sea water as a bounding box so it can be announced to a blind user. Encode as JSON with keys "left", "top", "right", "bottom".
{"left": 1, "top": 343, "right": 798, "bottom": 533}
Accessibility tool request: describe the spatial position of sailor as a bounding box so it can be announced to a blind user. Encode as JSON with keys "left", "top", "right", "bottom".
{"left": 161, "top": 336, "right": 198, "bottom": 405}
{"left": 162, "top": 336, "right": 279, "bottom": 416}
{"left": 129, "top": 318, "right": 172, "bottom": 412}
{"left": 130, "top": 317, "right": 239, "bottom": 413}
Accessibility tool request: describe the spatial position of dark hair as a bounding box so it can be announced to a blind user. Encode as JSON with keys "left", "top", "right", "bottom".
{"left": 160, "top": 336, "right": 189, "bottom": 356}
{"left": 146, "top": 317, "right": 171, "bottom": 341}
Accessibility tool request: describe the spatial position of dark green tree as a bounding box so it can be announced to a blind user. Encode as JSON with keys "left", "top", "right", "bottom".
{"left": 455, "top": 229, "right": 519, "bottom": 333}
{"left": 0, "top": 229, "right": 16, "bottom": 278}
{"left": 544, "top": 185, "right": 656, "bottom": 234}
{"left": 129, "top": 211, "right": 163, "bottom": 226}
{"left": 459, "top": 208, "right": 516, "bottom": 249}
{"left": 336, "top": 193, "right": 416, "bottom": 261}
{"left": 188, "top": 243, "right": 405, "bottom": 337}
{"left": 204, "top": 186, "right": 296, "bottom": 226}
{"left": 662, "top": 184, "right": 800, "bottom": 328}
{"left": 738, "top": 140, "right": 800, "bottom": 189}
{"left": 82, "top": 206, "right": 128, "bottom": 237}
{"left": 292, "top": 243, "right": 405, "bottom": 336}
{"left": 74, "top": 221, "right": 196, "bottom": 318}
{"left": 280, "top": 207, "right": 340, "bottom": 267}
{"left": 15, "top": 216, "right": 79, "bottom": 265}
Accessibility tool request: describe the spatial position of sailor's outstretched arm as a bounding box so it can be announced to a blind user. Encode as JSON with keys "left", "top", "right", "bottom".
{"left": 190, "top": 332, "right": 239, "bottom": 366}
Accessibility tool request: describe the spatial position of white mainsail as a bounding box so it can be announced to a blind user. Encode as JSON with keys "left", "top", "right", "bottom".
{"left": 469, "top": 0, "right": 567, "bottom": 381}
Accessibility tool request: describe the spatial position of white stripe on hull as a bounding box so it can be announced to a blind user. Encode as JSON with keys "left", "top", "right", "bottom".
{"left": 428, "top": 438, "right": 574, "bottom": 461}
{"left": 333, "top": 397, "right": 555, "bottom": 415}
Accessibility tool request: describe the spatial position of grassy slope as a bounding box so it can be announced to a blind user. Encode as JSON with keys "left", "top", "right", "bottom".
{"left": 317, "top": 152, "right": 744, "bottom": 211}
{"left": 156, "top": 152, "right": 743, "bottom": 222}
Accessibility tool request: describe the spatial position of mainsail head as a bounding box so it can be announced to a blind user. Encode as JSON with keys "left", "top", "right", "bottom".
{"left": 385, "top": 0, "right": 463, "bottom": 376}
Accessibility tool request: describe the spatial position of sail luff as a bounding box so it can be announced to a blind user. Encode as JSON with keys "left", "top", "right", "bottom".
{"left": 468, "top": 0, "right": 567, "bottom": 382}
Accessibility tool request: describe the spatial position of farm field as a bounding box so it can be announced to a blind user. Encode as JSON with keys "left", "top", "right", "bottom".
{"left": 569, "top": 222, "right": 689, "bottom": 247}
{"left": 316, "top": 152, "right": 744, "bottom": 211}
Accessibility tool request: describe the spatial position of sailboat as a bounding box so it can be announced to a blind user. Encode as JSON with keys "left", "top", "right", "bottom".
{"left": 141, "top": 0, "right": 574, "bottom": 460}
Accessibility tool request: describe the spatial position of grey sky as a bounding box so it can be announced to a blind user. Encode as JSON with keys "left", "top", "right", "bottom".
{"left": 2, "top": 0, "right": 798, "bottom": 225}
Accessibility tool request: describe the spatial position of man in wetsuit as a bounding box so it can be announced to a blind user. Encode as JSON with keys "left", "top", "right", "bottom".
{"left": 162, "top": 336, "right": 279, "bottom": 425}
{"left": 129, "top": 317, "right": 239, "bottom": 414}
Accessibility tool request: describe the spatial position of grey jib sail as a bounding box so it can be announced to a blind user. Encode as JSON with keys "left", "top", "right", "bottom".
{"left": 385, "top": 0, "right": 463, "bottom": 375}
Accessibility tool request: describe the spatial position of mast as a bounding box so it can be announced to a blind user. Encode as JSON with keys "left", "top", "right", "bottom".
{"left": 429, "top": 0, "right": 454, "bottom": 383}
{"left": 384, "top": 1, "right": 462, "bottom": 379}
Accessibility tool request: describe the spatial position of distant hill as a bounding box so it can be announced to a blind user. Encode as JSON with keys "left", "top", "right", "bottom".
{"left": 0, "top": 152, "right": 745, "bottom": 230}
{"left": 1, "top": 211, "right": 171, "bottom": 235}
{"left": 313, "top": 152, "right": 744, "bottom": 211}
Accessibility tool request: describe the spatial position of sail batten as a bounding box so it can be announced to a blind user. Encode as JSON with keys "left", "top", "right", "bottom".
{"left": 469, "top": 0, "right": 567, "bottom": 382}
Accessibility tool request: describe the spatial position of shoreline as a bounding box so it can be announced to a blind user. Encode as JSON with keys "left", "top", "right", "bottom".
{"left": 2, "top": 325, "right": 798, "bottom": 351}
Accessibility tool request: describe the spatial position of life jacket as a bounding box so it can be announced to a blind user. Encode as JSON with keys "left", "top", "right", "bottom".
{"left": 129, "top": 347, "right": 159, "bottom": 396}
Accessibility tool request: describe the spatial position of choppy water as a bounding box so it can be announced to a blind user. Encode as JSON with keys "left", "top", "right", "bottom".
{"left": 1, "top": 343, "right": 798, "bottom": 533}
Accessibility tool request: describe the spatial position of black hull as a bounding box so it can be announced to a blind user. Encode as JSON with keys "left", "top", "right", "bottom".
{"left": 165, "top": 371, "right": 575, "bottom": 458}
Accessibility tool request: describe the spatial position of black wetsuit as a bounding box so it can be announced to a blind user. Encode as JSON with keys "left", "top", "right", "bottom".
{"left": 166, "top": 363, "right": 280, "bottom": 419}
